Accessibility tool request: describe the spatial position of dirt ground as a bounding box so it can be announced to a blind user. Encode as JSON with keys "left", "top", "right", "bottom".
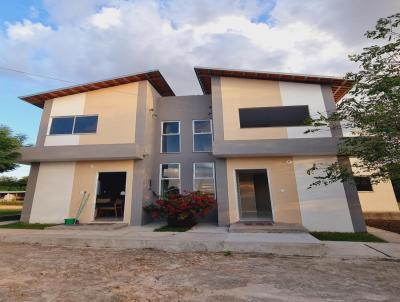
{"left": 0, "top": 243, "right": 399, "bottom": 302}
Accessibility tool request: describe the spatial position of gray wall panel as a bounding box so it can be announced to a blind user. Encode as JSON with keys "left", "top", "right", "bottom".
{"left": 151, "top": 95, "right": 218, "bottom": 222}
{"left": 36, "top": 100, "right": 53, "bottom": 146}
{"left": 338, "top": 157, "right": 367, "bottom": 232}
{"left": 213, "top": 137, "right": 341, "bottom": 157}
{"left": 19, "top": 143, "right": 142, "bottom": 163}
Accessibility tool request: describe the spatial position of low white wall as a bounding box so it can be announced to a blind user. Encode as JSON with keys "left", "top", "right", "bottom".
{"left": 29, "top": 162, "right": 75, "bottom": 223}
{"left": 293, "top": 157, "right": 354, "bottom": 232}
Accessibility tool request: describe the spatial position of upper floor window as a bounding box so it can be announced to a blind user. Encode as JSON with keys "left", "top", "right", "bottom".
{"left": 354, "top": 176, "right": 373, "bottom": 192}
{"left": 49, "top": 115, "right": 98, "bottom": 135}
{"left": 161, "top": 121, "right": 180, "bottom": 153}
{"left": 193, "top": 120, "right": 213, "bottom": 152}
{"left": 193, "top": 162, "right": 215, "bottom": 194}
{"left": 74, "top": 116, "right": 98, "bottom": 134}
{"left": 239, "top": 105, "right": 310, "bottom": 128}
{"left": 160, "top": 163, "right": 181, "bottom": 196}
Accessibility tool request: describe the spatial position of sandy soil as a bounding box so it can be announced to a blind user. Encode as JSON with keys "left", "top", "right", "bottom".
{"left": 0, "top": 242, "right": 399, "bottom": 302}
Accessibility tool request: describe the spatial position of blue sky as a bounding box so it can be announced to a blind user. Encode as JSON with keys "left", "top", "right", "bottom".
{"left": 0, "top": 0, "right": 398, "bottom": 178}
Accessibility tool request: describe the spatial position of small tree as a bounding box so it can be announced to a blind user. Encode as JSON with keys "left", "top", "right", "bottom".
{"left": 0, "top": 125, "right": 26, "bottom": 173}
{"left": 0, "top": 176, "right": 28, "bottom": 191}
{"left": 307, "top": 13, "right": 400, "bottom": 187}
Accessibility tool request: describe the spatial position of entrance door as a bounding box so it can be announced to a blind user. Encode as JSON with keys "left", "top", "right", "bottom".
{"left": 236, "top": 169, "right": 273, "bottom": 220}
{"left": 95, "top": 172, "right": 126, "bottom": 221}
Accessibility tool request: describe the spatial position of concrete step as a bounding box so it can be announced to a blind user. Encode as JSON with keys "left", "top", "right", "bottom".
{"left": 0, "top": 230, "right": 325, "bottom": 257}
{"left": 229, "top": 222, "right": 308, "bottom": 233}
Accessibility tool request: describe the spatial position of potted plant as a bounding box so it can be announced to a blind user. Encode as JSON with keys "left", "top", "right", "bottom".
{"left": 143, "top": 191, "right": 216, "bottom": 227}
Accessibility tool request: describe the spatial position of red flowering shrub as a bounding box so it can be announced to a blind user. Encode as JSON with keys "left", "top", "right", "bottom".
{"left": 143, "top": 191, "right": 216, "bottom": 227}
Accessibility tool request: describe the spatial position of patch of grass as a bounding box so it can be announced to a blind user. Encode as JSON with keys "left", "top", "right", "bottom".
{"left": 311, "top": 232, "right": 385, "bottom": 242}
{"left": 0, "top": 209, "right": 21, "bottom": 216}
{"left": 223, "top": 251, "right": 232, "bottom": 256}
{"left": 154, "top": 225, "right": 192, "bottom": 232}
{"left": 0, "top": 222, "right": 56, "bottom": 229}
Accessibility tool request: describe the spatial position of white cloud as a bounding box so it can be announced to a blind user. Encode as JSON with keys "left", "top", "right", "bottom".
{"left": 6, "top": 20, "right": 52, "bottom": 41}
{"left": 1, "top": 0, "right": 399, "bottom": 95}
{"left": 89, "top": 7, "right": 122, "bottom": 29}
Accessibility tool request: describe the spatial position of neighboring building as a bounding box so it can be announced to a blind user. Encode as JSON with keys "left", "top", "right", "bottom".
{"left": 18, "top": 67, "right": 398, "bottom": 232}
{"left": 0, "top": 191, "right": 25, "bottom": 201}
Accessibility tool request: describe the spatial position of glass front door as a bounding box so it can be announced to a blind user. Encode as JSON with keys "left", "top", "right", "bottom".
{"left": 236, "top": 169, "right": 273, "bottom": 220}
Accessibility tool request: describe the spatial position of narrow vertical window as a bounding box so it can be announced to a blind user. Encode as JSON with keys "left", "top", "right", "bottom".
{"left": 193, "top": 120, "right": 213, "bottom": 152}
{"left": 160, "top": 163, "right": 181, "bottom": 196}
{"left": 193, "top": 162, "right": 215, "bottom": 194}
{"left": 161, "top": 121, "right": 180, "bottom": 153}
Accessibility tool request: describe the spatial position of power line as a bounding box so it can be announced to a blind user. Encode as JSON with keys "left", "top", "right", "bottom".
{"left": 0, "top": 66, "right": 139, "bottom": 97}
{"left": 0, "top": 66, "right": 78, "bottom": 85}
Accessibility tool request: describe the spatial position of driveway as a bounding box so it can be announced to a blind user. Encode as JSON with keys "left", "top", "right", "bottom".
{"left": 0, "top": 242, "right": 399, "bottom": 302}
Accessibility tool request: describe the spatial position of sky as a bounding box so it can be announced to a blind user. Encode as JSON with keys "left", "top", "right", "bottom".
{"left": 0, "top": 0, "right": 399, "bottom": 178}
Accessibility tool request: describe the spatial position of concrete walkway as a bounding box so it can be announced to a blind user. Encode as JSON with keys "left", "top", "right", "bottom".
{"left": 367, "top": 226, "right": 400, "bottom": 243}
{"left": 0, "top": 223, "right": 399, "bottom": 259}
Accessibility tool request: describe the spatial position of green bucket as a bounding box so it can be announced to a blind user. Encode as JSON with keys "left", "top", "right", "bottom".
{"left": 64, "top": 218, "right": 77, "bottom": 225}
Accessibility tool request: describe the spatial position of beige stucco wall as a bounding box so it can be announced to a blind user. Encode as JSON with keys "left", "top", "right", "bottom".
{"left": 44, "top": 82, "right": 139, "bottom": 146}
{"left": 350, "top": 158, "right": 399, "bottom": 213}
{"left": 220, "top": 77, "right": 287, "bottom": 140}
{"left": 69, "top": 160, "right": 134, "bottom": 223}
{"left": 226, "top": 157, "right": 302, "bottom": 224}
{"left": 217, "top": 77, "right": 330, "bottom": 141}
{"left": 44, "top": 93, "right": 86, "bottom": 146}
{"left": 80, "top": 83, "right": 138, "bottom": 145}
{"left": 358, "top": 181, "right": 399, "bottom": 212}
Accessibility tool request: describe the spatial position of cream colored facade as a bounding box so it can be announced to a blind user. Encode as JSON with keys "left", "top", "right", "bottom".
{"left": 226, "top": 157, "right": 302, "bottom": 224}
{"left": 44, "top": 83, "right": 139, "bottom": 146}
{"left": 69, "top": 160, "right": 134, "bottom": 223}
{"left": 21, "top": 68, "right": 397, "bottom": 232}
{"left": 219, "top": 77, "right": 331, "bottom": 141}
{"left": 26, "top": 80, "right": 152, "bottom": 224}
{"left": 358, "top": 181, "right": 399, "bottom": 212}
{"left": 349, "top": 159, "right": 399, "bottom": 213}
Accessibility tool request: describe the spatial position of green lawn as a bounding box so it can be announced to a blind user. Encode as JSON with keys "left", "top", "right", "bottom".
{"left": 0, "top": 222, "right": 56, "bottom": 229}
{"left": 154, "top": 225, "right": 192, "bottom": 232}
{"left": 311, "top": 232, "right": 385, "bottom": 242}
{"left": 0, "top": 209, "right": 22, "bottom": 216}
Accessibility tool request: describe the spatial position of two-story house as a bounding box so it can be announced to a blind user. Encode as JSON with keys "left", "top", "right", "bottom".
{"left": 18, "top": 67, "right": 399, "bottom": 232}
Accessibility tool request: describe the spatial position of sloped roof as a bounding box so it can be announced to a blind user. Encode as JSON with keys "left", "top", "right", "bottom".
{"left": 20, "top": 70, "right": 175, "bottom": 108}
{"left": 194, "top": 67, "right": 353, "bottom": 102}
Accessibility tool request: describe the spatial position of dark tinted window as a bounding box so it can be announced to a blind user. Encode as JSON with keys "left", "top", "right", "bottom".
{"left": 239, "top": 105, "right": 310, "bottom": 128}
{"left": 74, "top": 116, "right": 98, "bottom": 134}
{"left": 162, "top": 135, "right": 180, "bottom": 152}
{"left": 50, "top": 117, "right": 74, "bottom": 134}
{"left": 193, "top": 120, "right": 212, "bottom": 152}
{"left": 162, "top": 122, "right": 179, "bottom": 134}
{"left": 194, "top": 134, "right": 212, "bottom": 152}
{"left": 354, "top": 177, "right": 373, "bottom": 191}
{"left": 161, "top": 121, "right": 180, "bottom": 152}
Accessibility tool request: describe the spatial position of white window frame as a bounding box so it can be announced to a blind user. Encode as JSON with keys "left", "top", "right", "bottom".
{"left": 160, "top": 121, "right": 181, "bottom": 153}
{"left": 159, "top": 163, "right": 181, "bottom": 196}
{"left": 193, "top": 162, "right": 215, "bottom": 194}
{"left": 192, "top": 119, "right": 213, "bottom": 152}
